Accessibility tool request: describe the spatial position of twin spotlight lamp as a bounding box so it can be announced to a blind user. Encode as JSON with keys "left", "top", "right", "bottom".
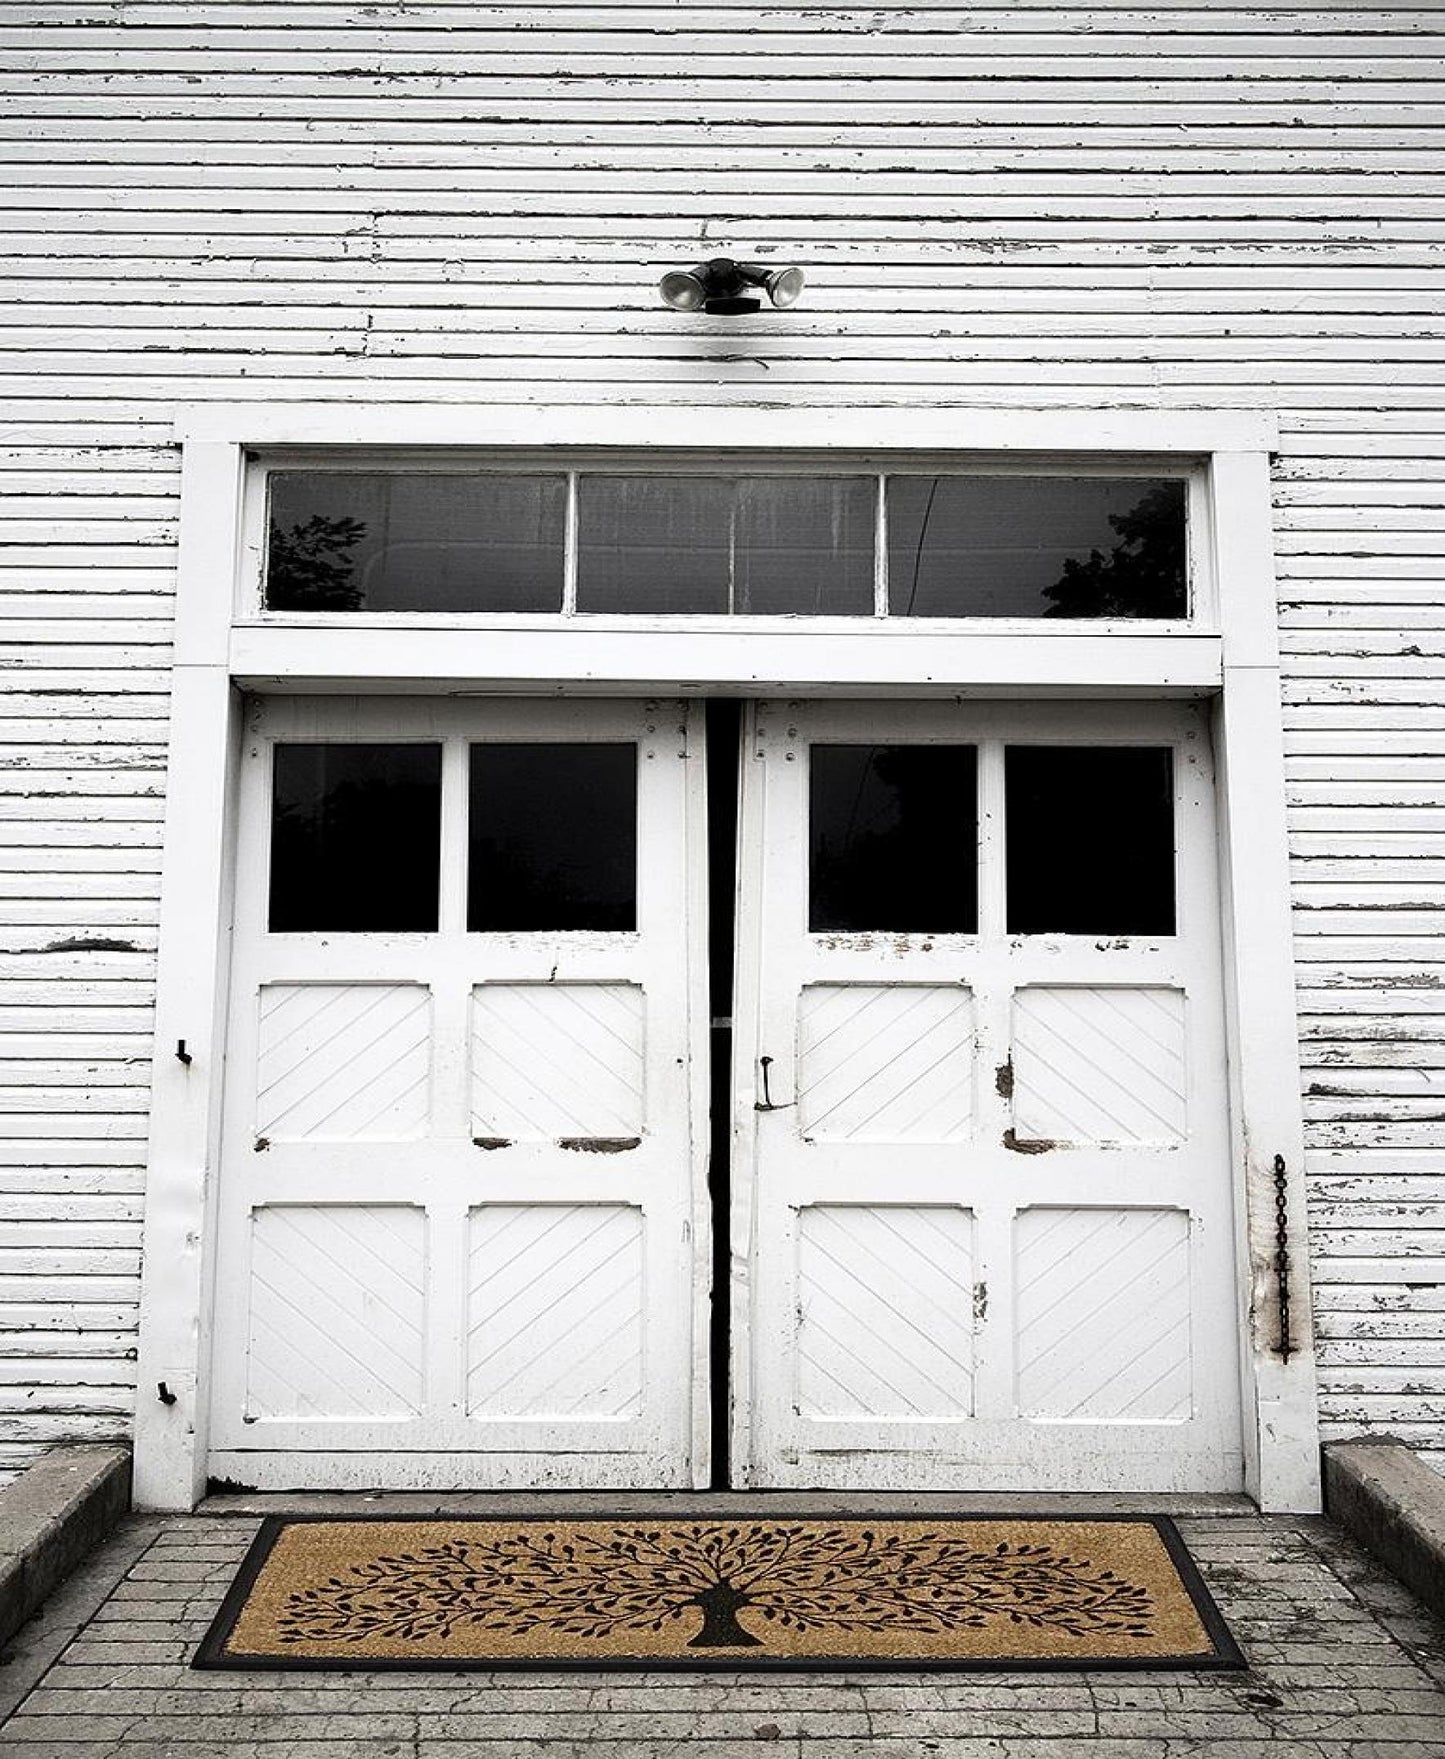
{"left": 658, "top": 257, "right": 806, "bottom": 315}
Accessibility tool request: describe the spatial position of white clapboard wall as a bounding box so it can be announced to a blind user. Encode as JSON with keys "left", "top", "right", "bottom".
{"left": 1, "top": 0, "right": 1443, "bottom": 1481}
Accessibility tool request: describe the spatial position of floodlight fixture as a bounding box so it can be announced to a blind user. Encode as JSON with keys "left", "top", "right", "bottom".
{"left": 659, "top": 257, "right": 805, "bottom": 314}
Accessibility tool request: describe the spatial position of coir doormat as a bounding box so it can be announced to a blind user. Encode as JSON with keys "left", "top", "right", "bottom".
{"left": 194, "top": 1515, "right": 1243, "bottom": 1672}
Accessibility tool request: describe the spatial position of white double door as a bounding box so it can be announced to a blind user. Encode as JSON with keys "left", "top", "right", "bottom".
{"left": 208, "top": 695, "right": 1242, "bottom": 1493}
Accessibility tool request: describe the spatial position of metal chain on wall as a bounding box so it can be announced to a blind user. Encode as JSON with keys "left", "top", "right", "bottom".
{"left": 1274, "top": 1155, "right": 1293, "bottom": 1364}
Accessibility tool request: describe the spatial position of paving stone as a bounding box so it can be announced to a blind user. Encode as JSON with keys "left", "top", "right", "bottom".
{"left": 879, "top": 1709, "right": 1102, "bottom": 1736}
{"left": 1092, "top": 1712, "right": 1279, "bottom": 1736}
{"left": 860, "top": 1684, "right": 1095, "bottom": 1710}
{"left": 1, "top": 1746, "right": 418, "bottom": 1759}
{"left": 1317, "top": 1748, "right": 1445, "bottom": 1759}
{"left": 415, "top": 1710, "right": 875, "bottom": 1738}
{"left": 409, "top": 1747, "right": 815, "bottom": 1759}
{"left": 766, "top": 1744, "right": 1154, "bottom": 1758}
{"left": 62, "top": 1639, "right": 195, "bottom": 1664}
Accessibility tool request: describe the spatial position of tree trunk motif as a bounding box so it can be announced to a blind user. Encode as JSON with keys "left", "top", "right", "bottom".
{"left": 686, "top": 1581, "right": 762, "bottom": 1647}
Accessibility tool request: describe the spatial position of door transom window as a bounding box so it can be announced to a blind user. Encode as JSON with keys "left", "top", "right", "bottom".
{"left": 263, "top": 467, "right": 1193, "bottom": 622}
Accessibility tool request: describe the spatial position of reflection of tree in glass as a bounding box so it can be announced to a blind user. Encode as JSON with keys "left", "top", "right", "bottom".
{"left": 1042, "top": 485, "right": 1186, "bottom": 619}
{"left": 267, "top": 515, "right": 367, "bottom": 610}
{"left": 277, "top": 1522, "right": 1155, "bottom": 1650}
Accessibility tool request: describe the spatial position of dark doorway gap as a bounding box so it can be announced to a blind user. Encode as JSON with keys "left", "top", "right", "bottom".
{"left": 704, "top": 698, "right": 743, "bottom": 1488}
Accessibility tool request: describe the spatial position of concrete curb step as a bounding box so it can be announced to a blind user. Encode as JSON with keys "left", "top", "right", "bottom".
{"left": 0, "top": 1445, "right": 131, "bottom": 1653}
{"left": 1324, "top": 1435, "right": 1445, "bottom": 1623}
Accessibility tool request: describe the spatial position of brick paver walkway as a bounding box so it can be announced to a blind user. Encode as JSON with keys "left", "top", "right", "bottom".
{"left": 1, "top": 1510, "right": 1443, "bottom": 1755}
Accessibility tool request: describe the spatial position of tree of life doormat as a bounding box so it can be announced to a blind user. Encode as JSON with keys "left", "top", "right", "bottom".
{"left": 194, "top": 1515, "right": 1243, "bottom": 1672}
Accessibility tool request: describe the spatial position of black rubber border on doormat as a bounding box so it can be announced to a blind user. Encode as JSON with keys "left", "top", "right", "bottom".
{"left": 193, "top": 1512, "right": 1246, "bottom": 1672}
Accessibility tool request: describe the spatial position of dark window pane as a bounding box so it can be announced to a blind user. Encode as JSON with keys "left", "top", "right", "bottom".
{"left": 810, "top": 745, "right": 977, "bottom": 933}
{"left": 267, "top": 473, "right": 566, "bottom": 612}
{"left": 577, "top": 476, "right": 875, "bottom": 615}
{"left": 888, "top": 477, "right": 1187, "bottom": 619}
{"left": 270, "top": 744, "right": 441, "bottom": 931}
{"left": 1006, "top": 747, "right": 1175, "bottom": 935}
{"left": 469, "top": 745, "right": 637, "bottom": 931}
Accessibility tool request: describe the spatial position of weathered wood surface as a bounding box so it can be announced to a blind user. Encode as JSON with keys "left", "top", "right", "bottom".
{"left": 1, "top": 0, "right": 1443, "bottom": 1478}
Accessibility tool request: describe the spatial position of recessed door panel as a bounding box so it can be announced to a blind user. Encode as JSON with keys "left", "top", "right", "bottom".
{"left": 256, "top": 983, "right": 433, "bottom": 1142}
{"left": 797, "top": 984, "right": 975, "bottom": 1144}
{"left": 1010, "top": 986, "right": 1188, "bottom": 1148}
{"left": 245, "top": 1204, "right": 427, "bottom": 1422}
{"left": 470, "top": 982, "right": 646, "bottom": 1143}
{"left": 797, "top": 1204, "right": 975, "bottom": 1419}
{"left": 465, "top": 1203, "right": 645, "bottom": 1419}
{"left": 1014, "top": 1206, "right": 1192, "bottom": 1421}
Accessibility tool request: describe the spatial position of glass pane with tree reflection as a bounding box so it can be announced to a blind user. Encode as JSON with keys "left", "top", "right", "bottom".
{"left": 267, "top": 474, "right": 566, "bottom": 612}
{"left": 887, "top": 478, "right": 1186, "bottom": 619}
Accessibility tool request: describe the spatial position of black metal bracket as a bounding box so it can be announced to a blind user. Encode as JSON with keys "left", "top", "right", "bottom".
{"left": 176, "top": 1040, "right": 192, "bottom": 1066}
{"left": 755, "top": 1056, "right": 777, "bottom": 1110}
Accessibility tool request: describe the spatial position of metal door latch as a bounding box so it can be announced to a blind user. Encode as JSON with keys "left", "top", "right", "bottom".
{"left": 755, "top": 1055, "right": 793, "bottom": 1112}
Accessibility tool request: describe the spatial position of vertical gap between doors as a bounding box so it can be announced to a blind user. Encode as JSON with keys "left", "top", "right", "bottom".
{"left": 705, "top": 697, "right": 743, "bottom": 1488}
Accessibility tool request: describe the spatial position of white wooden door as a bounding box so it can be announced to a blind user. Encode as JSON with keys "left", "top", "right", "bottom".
{"left": 208, "top": 697, "right": 710, "bottom": 1490}
{"left": 732, "top": 699, "right": 1243, "bottom": 1492}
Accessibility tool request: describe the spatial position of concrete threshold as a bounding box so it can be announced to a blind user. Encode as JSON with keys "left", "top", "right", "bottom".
{"left": 200, "top": 1487, "right": 1259, "bottom": 1518}
{"left": 1325, "top": 1434, "right": 1445, "bottom": 1624}
{"left": 0, "top": 1445, "right": 131, "bottom": 1652}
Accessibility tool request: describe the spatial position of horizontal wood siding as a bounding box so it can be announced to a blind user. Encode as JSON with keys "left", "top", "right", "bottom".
{"left": 1, "top": 0, "right": 1442, "bottom": 1476}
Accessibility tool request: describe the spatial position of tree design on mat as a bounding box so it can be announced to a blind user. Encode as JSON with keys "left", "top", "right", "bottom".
{"left": 276, "top": 1524, "right": 1155, "bottom": 1649}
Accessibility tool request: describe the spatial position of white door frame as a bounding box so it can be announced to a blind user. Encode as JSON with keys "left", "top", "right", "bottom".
{"left": 134, "top": 403, "right": 1320, "bottom": 1513}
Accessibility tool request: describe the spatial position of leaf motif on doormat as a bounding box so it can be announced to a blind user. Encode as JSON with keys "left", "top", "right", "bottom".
{"left": 274, "top": 1522, "right": 1155, "bottom": 1650}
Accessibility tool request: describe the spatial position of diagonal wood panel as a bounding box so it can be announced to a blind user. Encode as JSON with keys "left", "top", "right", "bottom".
{"left": 798, "top": 984, "right": 974, "bottom": 1142}
{"left": 467, "top": 1204, "right": 644, "bottom": 1418}
{"left": 1015, "top": 1207, "right": 1192, "bottom": 1422}
{"left": 1012, "top": 986, "right": 1187, "bottom": 1145}
{"left": 471, "top": 983, "right": 645, "bottom": 1140}
{"left": 256, "top": 983, "right": 432, "bottom": 1140}
{"left": 797, "top": 1205, "right": 974, "bottom": 1419}
{"left": 245, "top": 1205, "right": 426, "bottom": 1421}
